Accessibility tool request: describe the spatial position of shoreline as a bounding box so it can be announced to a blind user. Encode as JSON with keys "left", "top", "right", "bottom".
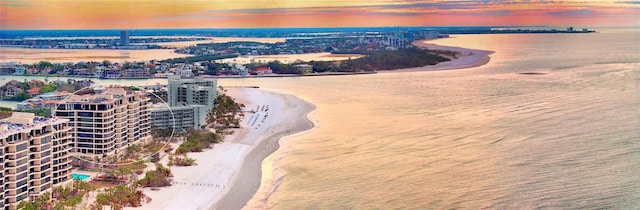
{"left": 127, "top": 87, "right": 316, "bottom": 210}
{"left": 213, "top": 89, "right": 316, "bottom": 210}
{"left": 2, "top": 39, "right": 492, "bottom": 77}
{"left": 376, "top": 39, "right": 494, "bottom": 73}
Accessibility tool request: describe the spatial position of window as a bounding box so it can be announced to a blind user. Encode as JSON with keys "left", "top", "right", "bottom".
{"left": 78, "top": 112, "right": 92, "bottom": 117}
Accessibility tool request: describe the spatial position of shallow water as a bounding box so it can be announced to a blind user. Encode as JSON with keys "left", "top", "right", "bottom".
{"left": 221, "top": 30, "right": 640, "bottom": 209}
{"left": 2, "top": 29, "right": 638, "bottom": 209}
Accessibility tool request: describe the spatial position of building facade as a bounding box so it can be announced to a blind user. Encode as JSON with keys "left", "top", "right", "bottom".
{"left": 54, "top": 87, "right": 151, "bottom": 159}
{"left": 150, "top": 76, "right": 217, "bottom": 131}
{"left": 122, "top": 69, "right": 150, "bottom": 78}
{"left": 0, "top": 112, "right": 72, "bottom": 209}
{"left": 150, "top": 104, "right": 207, "bottom": 131}
{"left": 120, "top": 31, "right": 130, "bottom": 46}
{"left": 16, "top": 91, "right": 71, "bottom": 111}
{"left": 167, "top": 76, "right": 217, "bottom": 109}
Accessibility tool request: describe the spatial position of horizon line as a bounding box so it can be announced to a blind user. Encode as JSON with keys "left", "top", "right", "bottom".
{"left": 2, "top": 25, "right": 620, "bottom": 31}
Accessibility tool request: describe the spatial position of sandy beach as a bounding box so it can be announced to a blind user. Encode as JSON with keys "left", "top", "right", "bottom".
{"left": 128, "top": 87, "right": 315, "bottom": 210}
{"left": 379, "top": 39, "right": 494, "bottom": 73}
{"left": 125, "top": 40, "right": 492, "bottom": 210}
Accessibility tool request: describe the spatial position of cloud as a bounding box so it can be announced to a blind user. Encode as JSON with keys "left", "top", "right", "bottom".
{"left": 616, "top": 1, "right": 640, "bottom": 4}
{"left": 0, "top": 0, "right": 51, "bottom": 8}
{"left": 546, "top": 9, "right": 593, "bottom": 16}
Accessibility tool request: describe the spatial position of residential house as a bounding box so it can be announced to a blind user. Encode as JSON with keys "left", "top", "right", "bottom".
{"left": 27, "top": 87, "right": 40, "bottom": 97}
{"left": 256, "top": 67, "right": 273, "bottom": 75}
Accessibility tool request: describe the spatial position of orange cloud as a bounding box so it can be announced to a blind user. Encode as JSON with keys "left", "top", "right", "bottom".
{"left": 1, "top": 0, "right": 638, "bottom": 29}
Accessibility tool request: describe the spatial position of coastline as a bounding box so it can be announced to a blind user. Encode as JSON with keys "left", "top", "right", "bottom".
{"left": 378, "top": 39, "right": 494, "bottom": 73}
{"left": 128, "top": 87, "right": 316, "bottom": 210}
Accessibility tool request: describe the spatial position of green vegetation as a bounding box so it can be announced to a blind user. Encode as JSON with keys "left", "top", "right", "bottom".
{"left": 123, "top": 144, "right": 142, "bottom": 160}
{"left": 135, "top": 163, "right": 173, "bottom": 188}
{"left": 196, "top": 41, "right": 265, "bottom": 47}
{"left": 161, "top": 54, "right": 238, "bottom": 64}
{"left": 21, "top": 108, "right": 52, "bottom": 117}
{"left": 18, "top": 180, "right": 93, "bottom": 210}
{"left": 0, "top": 107, "right": 50, "bottom": 118}
{"left": 36, "top": 61, "right": 54, "bottom": 69}
{"left": 93, "top": 184, "right": 151, "bottom": 210}
{"left": 0, "top": 107, "right": 12, "bottom": 119}
{"left": 17, "top": 194, "right": 54, "bottom": 210}
{"left": 168, "top": 154, "right": 196, "bottom": 166}
{"left": 9, "top": 92, "right": 31, "bottom": 101}
{"left": 241, "top": 49, "right": 450, "bottom": 74}
{"left": 204, "top": 61, "right": 233, "bottom": 75}
{"left": 175, "top": 129, "right": 222, "bottom": 154}
{"left": 152, "top": 129, "right": 174, "bottom": 138}
{"left": 335, "top": 48, "right": 450, "bottom": 71}
{"left": 124, "top": 86, "right": 141, "bottom": 91}
{"left": 172, "top": 93, "right": 241, "bottom": 160}
{"left": 1, "top": 78, "right": 93, "bottom": 101}
{"left": 207, "top": 94, "right": 243, "bottom": 129}
{"left": 39, "top": 83, "right": 57, "bottom": 93}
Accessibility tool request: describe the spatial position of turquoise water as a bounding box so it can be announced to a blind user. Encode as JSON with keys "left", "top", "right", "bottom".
{"left": 71, "top": 173, "right": 90, "bottom": 181}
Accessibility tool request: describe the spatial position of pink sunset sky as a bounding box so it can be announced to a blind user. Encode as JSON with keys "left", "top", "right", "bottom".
{"left": 1, "top": 0, "right": 638, "bottom": 29}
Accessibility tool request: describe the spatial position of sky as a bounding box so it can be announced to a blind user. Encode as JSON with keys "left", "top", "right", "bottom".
{"left": 1, "top": 0, "right": 638, "bottom": 29}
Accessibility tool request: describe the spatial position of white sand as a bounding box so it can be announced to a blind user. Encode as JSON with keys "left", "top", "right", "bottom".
{"left": 380, "top": 39, "right": 494, "bottom": 73}
{"left": 127, "top": 87, "right": 315, "bottom": 210}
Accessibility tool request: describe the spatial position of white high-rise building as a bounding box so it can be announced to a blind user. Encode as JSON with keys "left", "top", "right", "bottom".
{"left": 151, "top": 76, "right": 218, "bottom": 131}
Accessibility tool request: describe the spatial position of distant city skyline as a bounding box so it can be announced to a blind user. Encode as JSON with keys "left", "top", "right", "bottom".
{"left": 1, "top": 0, "right": 638, "bottom": 29}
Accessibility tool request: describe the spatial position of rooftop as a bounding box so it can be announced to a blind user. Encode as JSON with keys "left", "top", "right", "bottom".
{"left": 0, "top": 112, "right": 67, "bottom": 139}
{"left": 63, "top": 86, "right": 145, "bottom": 104}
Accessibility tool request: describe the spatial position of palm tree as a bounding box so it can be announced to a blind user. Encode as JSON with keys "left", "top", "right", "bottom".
{"left": 118, "top": 167, "right": 132, "bottom": 181}
{"left": 73, "top": 179, "right": 91, "bottom": 194}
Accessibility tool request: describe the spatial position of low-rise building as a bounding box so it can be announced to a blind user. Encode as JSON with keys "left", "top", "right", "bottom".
{"left": 294, "top": 64, "right": 313, "bottom": 74}
{"left": 27, "top": 88, "right": 40, "bottom": 97}
{"left": 122, "top": 69, "right": 150, "bottom": 78}
{"left": 13, "top": 66, "right": 26, "bottom": 75}
{"left": 255, "top": 67, "right": 272, "bottom": 75}
{"left": 16, "top": 91, "right": 71, "bottom": 111}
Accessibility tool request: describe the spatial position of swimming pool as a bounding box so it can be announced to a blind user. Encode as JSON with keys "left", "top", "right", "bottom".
{"left": 71, "top": 173, "right": 90, "bottom": 181}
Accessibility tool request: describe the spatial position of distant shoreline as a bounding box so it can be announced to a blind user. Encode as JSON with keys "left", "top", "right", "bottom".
{"left": 376, "top": 39, "right": 495, "bottom": 72}
{"left": 1, "top": 37, "right": 494, "bottom": 81}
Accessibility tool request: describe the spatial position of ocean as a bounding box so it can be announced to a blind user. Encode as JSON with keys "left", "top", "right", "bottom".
{"left": 221, "top": 29, "right": 639, "bottom": 209}
{"left": 1, "top": 28, "right": 638, "bottom": 208}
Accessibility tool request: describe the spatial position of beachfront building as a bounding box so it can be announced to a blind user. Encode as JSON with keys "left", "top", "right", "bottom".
{"left": 53, "top": 87, "right": 151, "bottom": 159}
{"left": 0, "top": 112, "right": 73, "bottom": 209}
{"left": 150, "top": 76, "right": 217, "bottom": 131}
{"left": 150, "top": 104, "right": 208, "bottom": 131}
{"left": 167, "top": 76, "right": 217, "bottom": 109}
